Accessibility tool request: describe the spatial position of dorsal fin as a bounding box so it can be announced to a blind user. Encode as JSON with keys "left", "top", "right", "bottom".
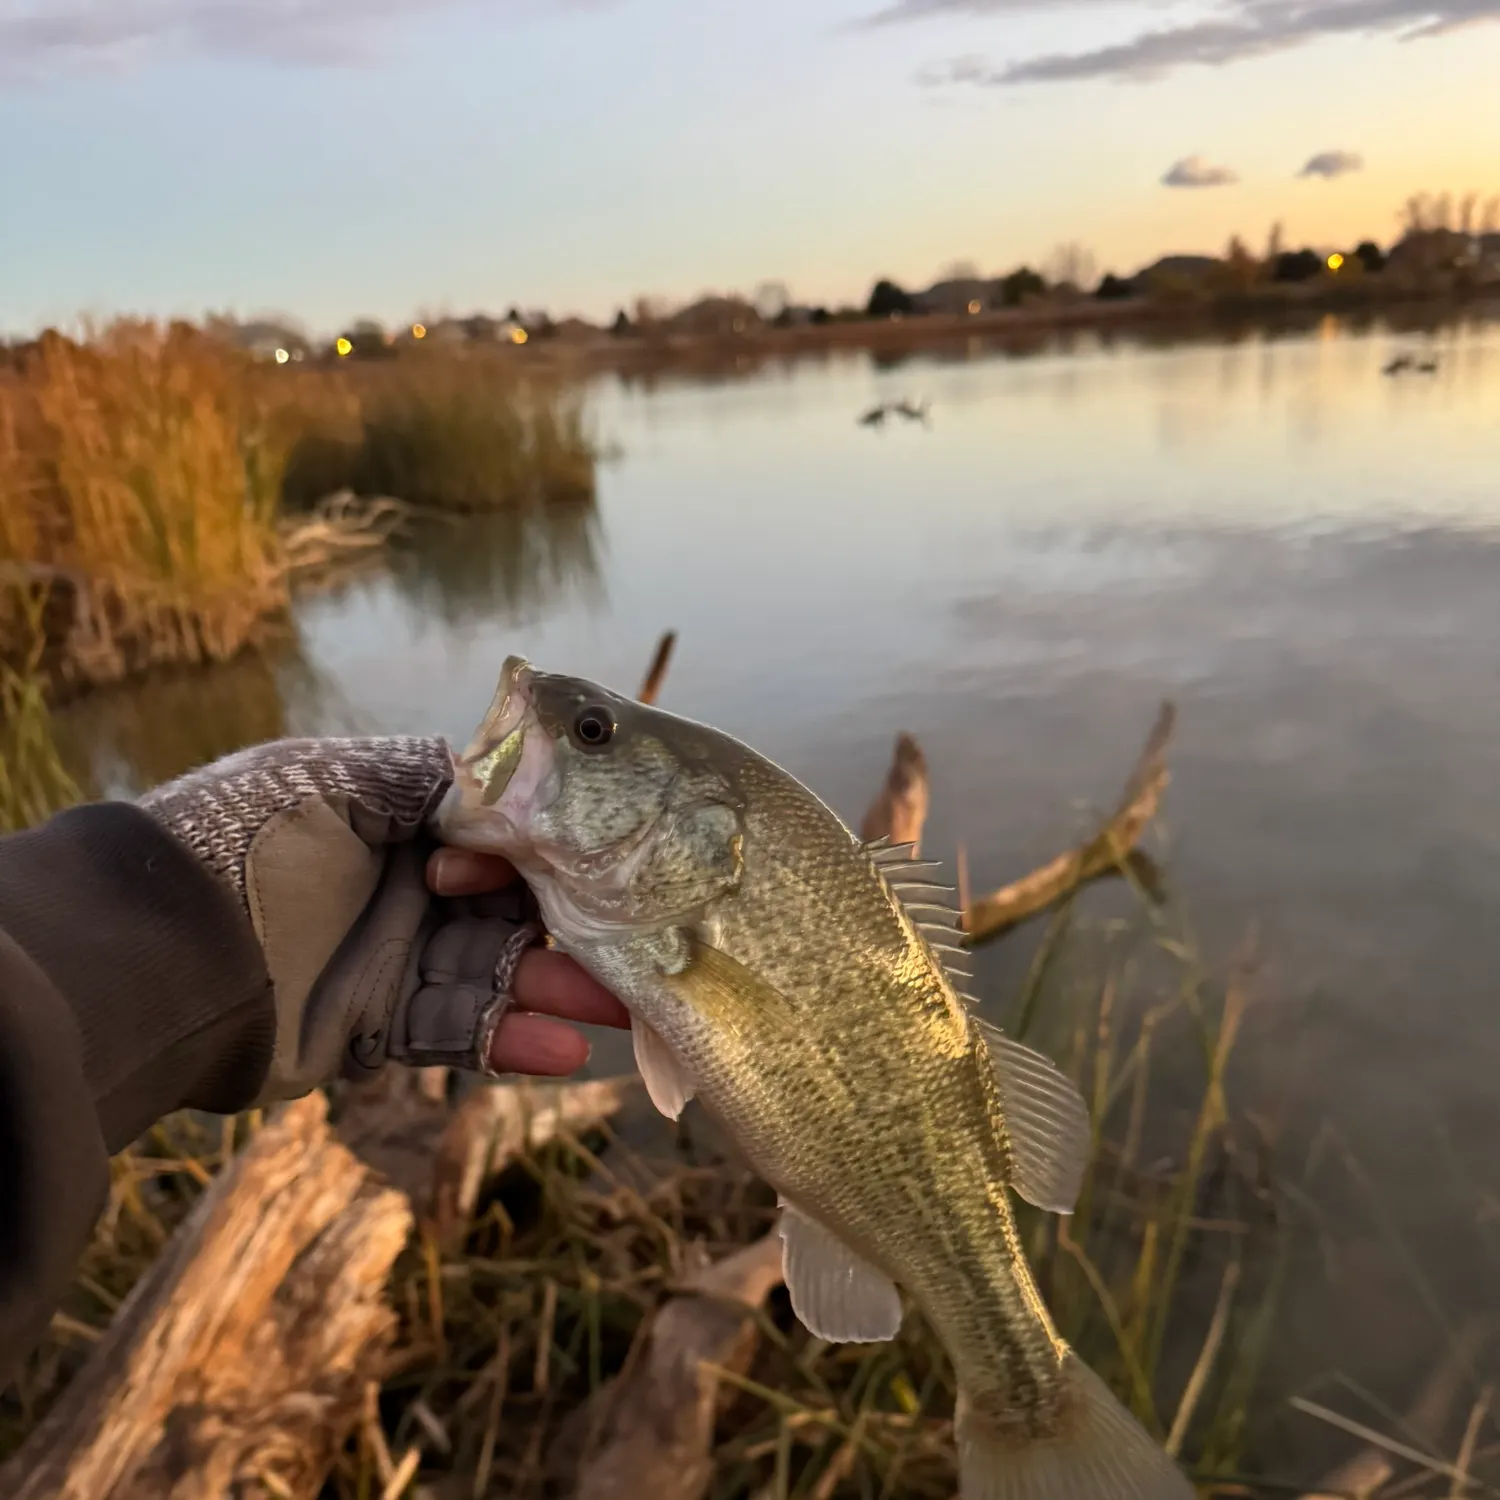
{"left": 863, "top": 839, "right": 974, "bottom": 996}
{"left": 973, "top": 1017, "right": 1091, "bottom": 1215}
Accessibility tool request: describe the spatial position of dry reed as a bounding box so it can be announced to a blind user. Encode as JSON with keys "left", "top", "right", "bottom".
{"left": 0, "top": 323, "right": 600, "bottom": 698}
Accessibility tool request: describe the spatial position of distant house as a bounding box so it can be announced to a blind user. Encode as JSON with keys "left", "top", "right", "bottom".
{"left": 550, "top": 316, "right": 603, "bottom": 343}
{"left": 460, "top": 314, "right": 502, "bottom": 343}
{"left": 1131, "top": 254, "right": 1219, "bottom": 289}
{"left": 913, "top": 277, "right": 996, "bottom": 316}
{"left": 217, "top": 319, "right": 312, "bottom": 362}
{"left": 668, "top": 295, "right": 759, "bottom": 336}
{"left": 1385, "top": 227, "right": 1474, "bottom": 277}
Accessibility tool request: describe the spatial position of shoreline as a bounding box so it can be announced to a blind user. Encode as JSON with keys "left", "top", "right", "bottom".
{"left": 428, "top": 284, "right": 1500, "bottom": 381}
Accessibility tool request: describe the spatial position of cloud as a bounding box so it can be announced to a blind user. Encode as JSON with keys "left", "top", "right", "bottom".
{"left": 901, "top": 0, "right": 1500, "bottom": 86}
{"left": 1299, "top": 148, "right": 1365, "bottom": 177}
{"left": 0, "top": 0, "right": 593, "bottom": 80}
{"left": 864, "top": 0, "right": 1113, "bottom": 19}
{"left": 1161, "top": 154, "right": 1239, "bottom": 187}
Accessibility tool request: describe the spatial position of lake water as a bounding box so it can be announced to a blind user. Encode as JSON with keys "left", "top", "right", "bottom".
{"left": 60, "top": 311, "right": 1500, "bottom": 1481}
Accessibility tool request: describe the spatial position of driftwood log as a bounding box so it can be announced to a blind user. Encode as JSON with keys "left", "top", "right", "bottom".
{"left": 3, "top": 1078, "right": 638, "bottom": 1500}
{"left": 557, "top": 1233, "right": 786, "bottom": 1500}
{"left": 0, "top": 1093, "right": 412, "bottom": 1500}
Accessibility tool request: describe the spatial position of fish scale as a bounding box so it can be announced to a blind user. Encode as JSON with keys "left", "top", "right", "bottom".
{"left": 437, "top": 656, "right": 1199, "bottom": 1500}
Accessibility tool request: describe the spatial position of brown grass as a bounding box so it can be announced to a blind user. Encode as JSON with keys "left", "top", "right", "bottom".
{"left": 0, "top": 322, "right": 295, "bottom": 695}
{"left": 0, "top": 323, "right": 600, "bottom": 699}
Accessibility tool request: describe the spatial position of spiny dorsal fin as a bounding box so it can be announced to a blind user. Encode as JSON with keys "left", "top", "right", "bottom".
{"left": 973, "top": 1017, "right": 1092, "bottom": 1215}
{"left": 862, "top": 839, "right": 974, "bottom": 996}
{"left": 865, "top": 838, "right": 918, "bottom": 869}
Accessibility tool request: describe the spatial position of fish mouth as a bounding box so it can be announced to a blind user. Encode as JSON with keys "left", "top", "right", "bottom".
{"left": 452, "top": 654, "right": 538, "bottom": 812}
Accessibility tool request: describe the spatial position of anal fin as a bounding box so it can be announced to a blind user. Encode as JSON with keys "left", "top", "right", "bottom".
{"left": 632, "top": 1016, "right": 695, "bottom": 1121}
{"left": 777, "top": 1201, "right": 903, "bottom": 1344}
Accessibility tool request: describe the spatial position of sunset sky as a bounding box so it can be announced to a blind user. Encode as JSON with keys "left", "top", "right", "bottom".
{"left": 2, "top": 0, "right": 1496, "bottom": 336}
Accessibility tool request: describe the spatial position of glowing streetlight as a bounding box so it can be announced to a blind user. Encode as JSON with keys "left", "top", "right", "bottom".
{"left": 412, "top": 323, "right": 427, "bottom": 340}
{"left": 274, "top": 348, "right": 290, "bottom": 365}
{"left": 1326, "top": 252, "right": 1345, "bottom": 272}
{"left": 967, "top": 299, "right": 982, "bottom": 315}
{"left": 335, "top": 337, "right": 353, "bottom": 357}
{"left": 510, "top": 326, "right": 528, "bottom": 345}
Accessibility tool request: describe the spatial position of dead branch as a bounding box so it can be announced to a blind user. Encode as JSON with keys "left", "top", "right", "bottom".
{"left": 556, "top": 1233, "right": 786, "bottom": 1500}
{"left": 963, "top": 701, "right": 1175, "bottom": 945}
{"left": 860, "top": 732, "right": 931, "bottom": 855}
{"left": 0, "top": 1092, "right": 411, "bottom": 1500}
{"left": 278, "top": 491, "right": 414, "bottom": 587}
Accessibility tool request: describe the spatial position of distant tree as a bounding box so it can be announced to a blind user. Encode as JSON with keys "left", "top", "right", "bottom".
{"left": 997, "top": 267, "right": 1046, "bottom": 307}
{"left": 810, "top": 306, "right": 832, "bottom": 325}
{"left": 610, "top": 309, "right": 632, "bottom": 336}
{"left": 1218, "top": 234, "right": 1261, "bottom": 293}
{"left": 1271, "top": 248, "right": 1324, "bottom": 283}
{"left": 1264, "top": 220, "right": 1285, "bottom": 266}
{"left": 866, "top": 279, "right": 914, "bottom": 318}
{"left": 754, "top": 280, "right": 792, "bottom": 322}
{"left": 342, "top": 319, "right": 394, "bottom": 358}
{"left": 633, "top": 295, "right": 670, "bottom": 326}
{"left": 1354, "top": 240, "right": 1386, "bottom": 274}
{"left": 1044, "top": 243, "right": 1097, "bottom": 293}
{"left": 1095, "top": 272, "right": 1134, "bottom": 301}
{"left": 940, "top": 259, "right": 982, "bottom": 282}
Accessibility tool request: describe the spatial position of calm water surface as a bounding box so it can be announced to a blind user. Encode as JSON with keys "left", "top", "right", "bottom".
{"left": 64, "top": 313, "right": 1500, "bottom": 1476}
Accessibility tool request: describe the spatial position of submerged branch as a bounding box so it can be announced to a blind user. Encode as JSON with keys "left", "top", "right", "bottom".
{"left": 854, "top": 701, "right": 1173, "bottom": 943}
{"left": 963, "top": 701, "right": 1175, "bottom": 946}
{"left": 638, "top": 630, "right": 678, "bottom": 706}
{"left": 860, "top": 732, "right": 930, "bottom": 854}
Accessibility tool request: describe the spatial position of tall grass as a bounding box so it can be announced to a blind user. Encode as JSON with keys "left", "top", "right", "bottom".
{"left": 0, "top": 322, "right": 294, "bottom": 695}
{"left": 0, "top": 599, "right": 80, "bottom": 833}
{"left": 0, "top": 324, "right": 600, "bottom": 698}
{"left": 349, "top": 363, "right": 597, "bottom": 513}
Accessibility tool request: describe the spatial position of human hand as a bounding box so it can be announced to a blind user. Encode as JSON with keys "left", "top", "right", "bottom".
{"left": 425, "top": 847, "right": 628, "bottom": 1074}
{"left": 136, "top": 734, "right": 629, "bottom": 1104}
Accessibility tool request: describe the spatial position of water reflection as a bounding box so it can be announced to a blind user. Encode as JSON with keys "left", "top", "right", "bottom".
{"left": 54, "top": 495, "right": 609, "bottom": 793}
{"left": 54, "top": 642, "right": 330, "bottom": 797}
{"left": 385, "top": 497, "right": 606, "bottom": 630}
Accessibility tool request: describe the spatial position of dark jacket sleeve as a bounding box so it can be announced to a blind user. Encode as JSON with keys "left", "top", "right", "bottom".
{"left": 0, "top": 802, "right": 275, "bottom": 1390}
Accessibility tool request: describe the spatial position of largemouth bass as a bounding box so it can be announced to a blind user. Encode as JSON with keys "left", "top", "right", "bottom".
{"left": 435, "top": 656, "right": 1197, "bottom": 1500}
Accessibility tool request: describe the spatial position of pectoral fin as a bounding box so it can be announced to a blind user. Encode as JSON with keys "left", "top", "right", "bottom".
{"left": 631, "top": 1016, "right": 695, "bottom": 1121}
{"left": 777, "top": 1200, "right": 904, "bottom": 1344}
{"left": 660, "top": 942, "right": 796, "bottom": 1032}
{"left": 975, "top": 1018, "right": 1092, "bottom": 1215}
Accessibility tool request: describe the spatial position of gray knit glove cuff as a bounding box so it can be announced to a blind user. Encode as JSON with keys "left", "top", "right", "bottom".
{"left": 138, "top": 736, "right": 544, "bottom": 1102}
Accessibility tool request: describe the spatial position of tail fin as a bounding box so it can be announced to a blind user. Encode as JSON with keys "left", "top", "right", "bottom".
{"left": 956, "top": 1353, "right": 1198, "bottom": 1500}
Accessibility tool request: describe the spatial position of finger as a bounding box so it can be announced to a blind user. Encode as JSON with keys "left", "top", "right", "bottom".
{"left": 427, "top": 847, "right": 518, "bottom": 896}
{"left": 488, "top": 1011, "right": 591, "bottom": 1076}
{"left": 512, "top": 949, "right": 632, "bottom": 1030}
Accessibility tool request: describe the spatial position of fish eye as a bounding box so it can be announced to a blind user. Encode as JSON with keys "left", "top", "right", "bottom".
{"left": 571, "top": 706, "right": 615, "bottom": 750}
